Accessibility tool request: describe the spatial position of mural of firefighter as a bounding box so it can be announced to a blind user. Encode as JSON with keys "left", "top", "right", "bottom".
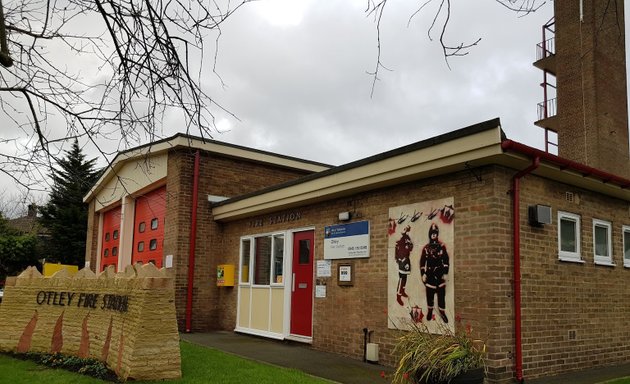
{"left": 387, "top": 198, "right": 455, "bottom": 333}
{"left": 394, "top": 225, "right": 413, "bottom": 305}
{"left": 421, "top": 223, "right": 449, "bottom": 323}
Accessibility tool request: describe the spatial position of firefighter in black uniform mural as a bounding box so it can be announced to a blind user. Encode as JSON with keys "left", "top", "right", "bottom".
{"left": 420, "top": 223, "right": 450, "bottom": 323}
{"left": 394, "top": 225, "right": 413, "bottom": 306}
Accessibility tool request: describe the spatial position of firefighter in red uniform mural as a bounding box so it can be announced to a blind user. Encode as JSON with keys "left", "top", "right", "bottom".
{"left": 394, "top": 225, "right": 413, "bottom": 306}
{"left": 420, "top": 223, "right": 450, "bottom": 323}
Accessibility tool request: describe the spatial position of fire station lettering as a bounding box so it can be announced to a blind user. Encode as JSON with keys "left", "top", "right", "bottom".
{"left": 0, "top": 265, "right": 181, "bottom": 381}
{"left": 36, "top": 290, "right": 129, "bottom": 312}
{"left": 36, "top": 291, "right": 77, "bottom": 306}
{"left": 248, "top": 210, "right": 303, "bottom": 227}
{"left": 101, "top": 294, "right": 129, "bottom": 312}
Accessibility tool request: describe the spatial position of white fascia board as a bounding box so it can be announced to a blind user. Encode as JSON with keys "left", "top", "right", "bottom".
{"left": 213, "top": 127, "right": 504, "bottom": 221}
{"left": 84, "top": 135, "right": 330, "bottom": 203}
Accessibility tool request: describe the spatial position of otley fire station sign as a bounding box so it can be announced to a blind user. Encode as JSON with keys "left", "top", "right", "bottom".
{"left": 324, "top": 221, "right": 370, "bottom": 259}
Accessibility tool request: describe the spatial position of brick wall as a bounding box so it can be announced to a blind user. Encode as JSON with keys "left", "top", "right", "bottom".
{"left": 0, "top": 264, "right": 180, "bottom": 381}
{"left": 214, "top": 164, "right": 630, "bottom": 383}
{"left": 163, "top": 148, "right": 316, "bottom": 331}
{"left": 216, "top": 165, "right": 513, "bottom": 381}
{"left": 554, "top": 0, "right": 629, "bottom": 177}
{"left": 517, "top": 169, "right": 630, "bottom": 379}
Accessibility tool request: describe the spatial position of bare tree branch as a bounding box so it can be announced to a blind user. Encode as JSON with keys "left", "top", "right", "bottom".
{"left": 0, "top": 0, "right": 13, "bottom": 67}
{"left": 0, "top": 0, "right": 253, "bottom": 197}
{"left": 366, "top": 0, "right": 546, "bottom": 89}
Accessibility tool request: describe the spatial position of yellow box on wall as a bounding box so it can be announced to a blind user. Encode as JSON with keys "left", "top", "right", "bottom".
{"left": 43, "top": 263, "right": 79, "bottom": 277}
{"left": 217, "top": 264, "right": 235, "bottom": 287}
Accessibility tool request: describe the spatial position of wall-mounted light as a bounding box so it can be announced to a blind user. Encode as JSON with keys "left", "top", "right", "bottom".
{"left": 338, "top": 211, "right": 351, "bottom": 221}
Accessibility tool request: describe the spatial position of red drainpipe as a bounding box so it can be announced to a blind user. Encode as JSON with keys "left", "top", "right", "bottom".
{"left": 509, "top": 155, "right": 539, "bottom": 383}
{"left": 185, "top": 150, "right": 201, "bottom": 332}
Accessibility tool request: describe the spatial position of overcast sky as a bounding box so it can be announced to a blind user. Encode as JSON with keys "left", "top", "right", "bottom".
{"left": 200, "top": 0, "right": 555, "bottom": 164}
{"left": 4, "top": 0, "right": 628, "bottom": 209}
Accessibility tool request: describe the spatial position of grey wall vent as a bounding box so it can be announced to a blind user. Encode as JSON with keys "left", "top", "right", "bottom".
{"left": 528, "top": 205, "right": 552, "bottom": 227}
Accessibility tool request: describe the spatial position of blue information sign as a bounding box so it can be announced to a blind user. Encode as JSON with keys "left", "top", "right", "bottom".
{"left": 324, "top": 221, "right": 370, "bottom": 259}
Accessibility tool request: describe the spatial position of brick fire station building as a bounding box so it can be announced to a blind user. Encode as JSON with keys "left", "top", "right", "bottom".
{"left": 84, "top": 1, "right": 630, "bottom": 382}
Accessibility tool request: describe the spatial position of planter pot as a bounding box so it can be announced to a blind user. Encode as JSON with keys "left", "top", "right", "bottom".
{"left": 416, "top": 367, "right": 485, "bottom": 384}
{"left": 450, "top": 367, "right": 485, "bottom": 384}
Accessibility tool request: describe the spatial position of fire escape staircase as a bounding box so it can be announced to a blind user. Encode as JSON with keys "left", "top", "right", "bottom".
{"left": 533, "top": 17, "right": 558, "bottom": 154}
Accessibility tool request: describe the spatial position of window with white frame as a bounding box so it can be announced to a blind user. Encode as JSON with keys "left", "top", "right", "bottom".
{"left": 253, "top": 236, "right": 271, "bottom": 285}
{"left": 623, "top": 226, "right": 630, "bottom": 267}
{"left": 593, "top": 219, "right": 613, "bottom": 265}
{"left": 240, "top": 239, "right": 251, "bottom": 284}
{"left": 240, "top": 234, "right": 285, "bottom": 286}
{"left": 558, "top": 211, "right": 581, "bottom": 262}
{"left": 272, "top": 234, "right": 285, "bottom": 284}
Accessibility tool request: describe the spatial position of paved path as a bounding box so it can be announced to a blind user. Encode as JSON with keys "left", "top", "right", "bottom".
{"left": 180, "top": 331, "right": 392, "bottom": 384}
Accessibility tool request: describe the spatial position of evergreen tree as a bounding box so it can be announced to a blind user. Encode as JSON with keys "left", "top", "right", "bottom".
{"left": 40, "top": 140, "right": 100, "bottom": 267}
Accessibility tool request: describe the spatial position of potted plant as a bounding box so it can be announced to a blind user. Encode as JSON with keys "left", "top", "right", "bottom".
{"left": 392, "top": 317, "right": 486, "bottom": 384}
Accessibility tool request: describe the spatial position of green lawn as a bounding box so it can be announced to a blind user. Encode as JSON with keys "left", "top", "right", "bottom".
{"left": 603, "top": 379, "right": 630, "bottom": 384}
{"left": 0, "top": 341, "right": 331, "bottom": 384}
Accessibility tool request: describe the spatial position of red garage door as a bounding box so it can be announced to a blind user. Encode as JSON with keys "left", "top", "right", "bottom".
{"left": 132, "top": 187, "right": 166, "bottom": 268}
{"left": 100, "top": 206, "right": 122, "bottom": 272}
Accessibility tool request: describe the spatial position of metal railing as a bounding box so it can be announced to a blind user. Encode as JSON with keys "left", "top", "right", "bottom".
{"left": 537, "top": 98, "right": 557, "bottom": 120}
{"left": 536, "top": 37, "right": 555, "bottom": 60}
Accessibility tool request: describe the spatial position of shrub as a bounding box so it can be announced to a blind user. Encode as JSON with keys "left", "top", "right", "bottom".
{"left": 10, "top": 351, "right": 119, "bottom": 382}
{"left": 392, "top": 317, "right": 486, "bottom": 384}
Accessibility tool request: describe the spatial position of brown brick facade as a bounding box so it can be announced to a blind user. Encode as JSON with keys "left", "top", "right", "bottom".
{"left": 554, "top": 0, "right": 629, "bottom": 176}
{"left": 162, "top": 148, "right": 316, "bottom": 331}
{"left": 210, "top": 164, "right": 630, "bottom": 383}
{"left": 517, "top": 170, "right": 630, "bottom": 379}
{"left": 85, "top": 146, "right": 318, "bottom": 332}
{"left": 216, "top": 166, "right": 508, "bottom": 379}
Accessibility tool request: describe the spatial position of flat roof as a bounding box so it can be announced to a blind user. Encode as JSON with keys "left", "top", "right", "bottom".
{"left": 212, "top": 118, "right": 506, "bottom": 220}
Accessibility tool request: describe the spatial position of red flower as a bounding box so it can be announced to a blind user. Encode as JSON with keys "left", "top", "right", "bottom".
{"left": 466, "top": 323, "right": 472, "bottom": 335}
{"left": 455, "top": 313, "right": 462, "bottom": 323}
{"left": 403, "top": 372, "right": 410, "bottom": 380}
{"left": 380, "top": 371, "right": 386, "bottom": 378}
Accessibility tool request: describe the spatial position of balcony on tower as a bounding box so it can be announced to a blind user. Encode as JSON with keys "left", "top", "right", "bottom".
{"left": 533, "top": 18, "right": 556, "bottom": 75}
{"left": 533, "top": 17, "right": 558, "bottom": 151}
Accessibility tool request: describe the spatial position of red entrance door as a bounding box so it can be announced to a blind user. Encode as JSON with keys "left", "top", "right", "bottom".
{"left": 290, "top": 230, "right": 314, "bottom": 337}
{"left": 100, "top": 206, "right": 121, "bottom": 272}
{"left": 132, "top": 187, "right": 166, "bottom": 268}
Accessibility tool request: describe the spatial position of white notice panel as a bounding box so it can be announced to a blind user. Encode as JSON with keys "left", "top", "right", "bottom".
{"left": 317, "top": 260, "right": 332, "bottom": 277}
{"left": 324, "top": 221, "right": 370, "bottom": 259}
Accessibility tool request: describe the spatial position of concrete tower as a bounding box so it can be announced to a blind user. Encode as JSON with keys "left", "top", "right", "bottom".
{"left": 534, "top": 0, "right": 629, "bottom": 177}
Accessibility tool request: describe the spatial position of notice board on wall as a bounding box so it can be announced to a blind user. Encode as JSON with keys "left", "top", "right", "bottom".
{"left": 323, "top": 221, "right": 370, "bottom": 259}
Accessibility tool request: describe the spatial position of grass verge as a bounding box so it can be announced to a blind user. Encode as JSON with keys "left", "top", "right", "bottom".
{"left": 0, "top": 340, "right": 331, "bottom": 384}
